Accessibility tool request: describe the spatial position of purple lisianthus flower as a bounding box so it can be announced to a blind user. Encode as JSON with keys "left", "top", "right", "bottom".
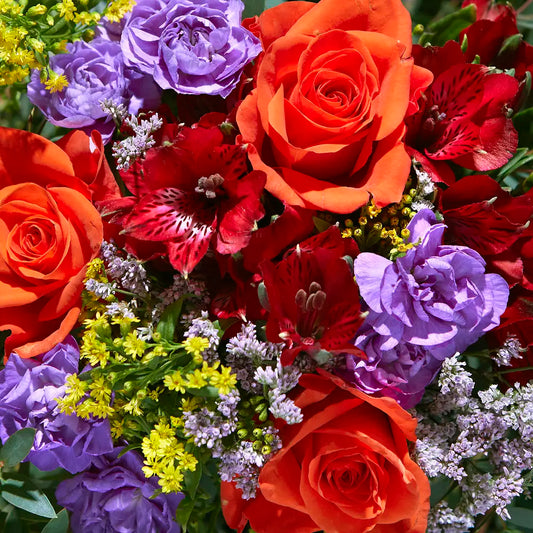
{"left": 0, "top": 337, "right": 113, "bottom": 473}
{"left": 120, "top": 0, "right": 262, "bottom": 97}
{"left": 27, "top": 38, "right": 160, "bottom": 143}
{"left": 56, "top": 449, "right": 183, "bottom": 533}
{"left": 344, "top": 209, "right": 510, "bottom": 407}
{"left": 337, "top": 326, "right": 443, "bottom": 408}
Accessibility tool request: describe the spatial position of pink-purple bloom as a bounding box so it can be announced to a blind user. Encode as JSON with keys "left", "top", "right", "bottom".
{"left": 27, "top": 38, "right": 160, "bottom": 143}
{"left": 345, "top": 209, "right": 510, "bottom": 407}
{"left": 0, "top": 337, "right": 113, "bottom": 473}
{"left": 120, "top": 0, "right": 262, "bottom": 97}
{"left": 56, "top": 449, "right": 183, "bottom": 533}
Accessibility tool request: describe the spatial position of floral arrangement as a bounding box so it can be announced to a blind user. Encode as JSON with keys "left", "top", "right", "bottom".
{"left": 1, "top": 0, "right": 533, "bottom": 532}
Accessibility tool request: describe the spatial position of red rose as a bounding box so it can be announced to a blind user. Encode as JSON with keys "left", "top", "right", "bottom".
{"left": 222, "top": 372, "right": 430, "bottom": 533}
{"left": 0, "top": 128, "right": 103, "bottom": 359}
{"left": 237, "top": 0, "right": 432, "bottom": 214}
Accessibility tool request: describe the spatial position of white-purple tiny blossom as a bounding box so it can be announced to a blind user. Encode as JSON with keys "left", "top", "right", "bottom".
{"left": 226, "top": 323, "right": 282, "bottom": 393}
{"left": 435, "top": 354, "right": 475, "bottom": 411}
{"left": 112, "top": 113, "right": 163, "bottom": 170}
{"left": 416, "top": 355, "right": 533, "bottom": 528}
{"left": 492, "top": 335, "right": 525, "bottom": 367}
{"left": 105, "top": 300, "right": 136, "bottom": 319}
{"left": 216, "top": 428, "right": 282, "bottom": 500}
{"left": 182, "top": 407, "right": 236, "bottom": 450}
{"left": 100, "top": 99, "right": 128, "bottom": 123}
{"left": 427, "top": 502, "right": 475, "bottom": 533}
{"left": 411, "top": 165, "right": 436, "bottom": 212}
{"left": 85, "top": 278, "right": 116, "bottom": 299}
{"left": 254, "top": 362, "right": 303, "bottom": 424}
{"left": 101, "top": 241, "right": 150, "bottom": 296}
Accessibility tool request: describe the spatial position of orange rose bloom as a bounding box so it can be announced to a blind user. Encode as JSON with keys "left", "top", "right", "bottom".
{"left": 237, "top": 0, "right": 433, "bottom": 214}
{"left": 222, "top": 372, "right": 430, "bottom": 533}
{"left": 0, "top": 128, "right": 104, "bottom": 359}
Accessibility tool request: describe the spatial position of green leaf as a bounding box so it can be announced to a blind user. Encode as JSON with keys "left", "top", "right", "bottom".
{"left": 1, "top": 477, "right": 57, "bottom": 518}
{"left": 508, "top": 507, "right": 533, "bottom": 530}
{"left": 429, "top": 476, "right": 455, "bottom": 507}
{"left": 0, "top": 428, "right": 36, "bottom": 468}
{"left": 3, "top": 508, "right": 28, "bottom": 533}
{"left": 41, "top": 509, "right": 69, "bottom": 533}
{"left": 418, "top": 4, "right": 476, "bottom": 46}
{"left": 243, "top": 0, "right": 265, "bottom": 18}
{"left": 496, "top": 147, "right": 533, "bottom": 182}
{"left": 156, "top": 298, "right": 185, "bottom": 342}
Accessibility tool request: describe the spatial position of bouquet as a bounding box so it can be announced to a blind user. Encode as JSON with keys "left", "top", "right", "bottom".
{"left": 1, "top": 0, "right": 533, "bottom": 531}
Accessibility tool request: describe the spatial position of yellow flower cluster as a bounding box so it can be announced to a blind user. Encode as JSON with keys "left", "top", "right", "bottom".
{"left": 104, "top": 0, "right": 136, "bottom": 23}
{"left": 56, "top": 372, "right": 115, "bottom": 419}
{"left": 0, "top": 4, "right": 40, "bottom": 85}
{"left": 141, "top": 423, "right": 198, "bottom": 493}
{"left": 0, "top": 0, "right": 134, "bottom": 88}
{"left": 342, "top": 195, "right": 417, "bottom": 258}
{"left": 164, "top": 353, "right": 237, "bottom": 396}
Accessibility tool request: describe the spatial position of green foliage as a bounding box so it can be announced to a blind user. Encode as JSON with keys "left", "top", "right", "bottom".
{"left": 1, "top": 476, "right": 56, "bottom": 519}
{"left": 0, "top": 428, "right": 36, "bottom": 468}
{"left": 417, "top": 4, "right": 476, "bottom": 46}
{"left": 41, "top": 509, "right": 69, "bottom": 533}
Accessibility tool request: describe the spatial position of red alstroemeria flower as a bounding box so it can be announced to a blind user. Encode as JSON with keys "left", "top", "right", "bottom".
{"left": 103, "top": 123, "right": 266, "bottom": 276}
{"left": 460, "top": 3, "right": 533, "bottom": 81}
{"left": 441, "top": 174, "right": 533, "bottom": 287}
{"left": 406, "top": 42, "right": 519, "bottom": 184}
{"left": 260, "top": 227, "right": 363, "bottom": 365}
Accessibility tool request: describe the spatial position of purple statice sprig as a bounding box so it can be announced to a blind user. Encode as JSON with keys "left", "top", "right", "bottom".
{"left": 225, "top": 322, "right": 281, "bottom": 393}
{"left": 415, "top": 353, "right": 533, "bottom": 527}
{"left": 111, "top": 112, "right": 164, "bottom": 171}
{"left": 254, "top": 362, "right": 303, "bottom": 425}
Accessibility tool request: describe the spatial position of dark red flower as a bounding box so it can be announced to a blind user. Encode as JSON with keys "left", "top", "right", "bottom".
{"left": 102, "top": 123, "right": 266, "bottom": 276}
{"left": 260, "top": 227, "right": 363, "bottom": 365}
{"left": 441, "top": 174, "right": 533, "bottom": 286}
{"left": 462, "top": 0, "right": 511, "bottom": 21}
{"left": 406, "top": 42, "right": 519, "bottom": 184}
{"left": 460, "top": 0, "right": 533, "bottom": 82}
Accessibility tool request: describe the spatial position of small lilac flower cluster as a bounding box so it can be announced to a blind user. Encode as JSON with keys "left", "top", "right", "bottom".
{"left": 415, "top": 354, "right": 533, "bottom": 529}
{"left": 254, "top": 362, "right": 303, "bottom": 424}
{"left": 111, "top": 112, "right": 164, "bottom": 170}
{"left": 101, "top": 240, "right": 151, "bottom": 296}
{"left": 226, "top": 322, "right": 281, "bottom": 393}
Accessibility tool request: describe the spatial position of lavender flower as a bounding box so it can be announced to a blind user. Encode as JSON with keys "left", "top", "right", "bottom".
{"left": 101, "top": 241, "right": 151, "bottom": 295}
{"left": 348, "top": 209, "right": 509, "bottom": 406}
{"left": 120, "top": 0, "right": 262, "bottom": 97}
{"left": 112, "top": 113, "right": 163, "bottom": 170}
{"left": 415, "top": 360, "right": 533, "bottom": 527}
{"left": 226, "top": 323, "right": 280, "bottom": 392}
{"left": 0, "top": 338, "right": 113, "bottom": 473}
{"left": 56, "top": 449, "right": 182, "bottom": 533}
{"left": 27, "top": 39, "right": 160, "bottom": 143}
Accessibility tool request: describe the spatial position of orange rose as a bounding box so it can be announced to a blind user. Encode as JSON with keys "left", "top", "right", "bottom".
{"left": 237, "top": 0, "right": 433, "bottom": 214}
{"left": 0, "top": 128, "right": 104, "bottom": 359}
{"left": 222, "top": 372, "right": 430, "bottom": 533}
